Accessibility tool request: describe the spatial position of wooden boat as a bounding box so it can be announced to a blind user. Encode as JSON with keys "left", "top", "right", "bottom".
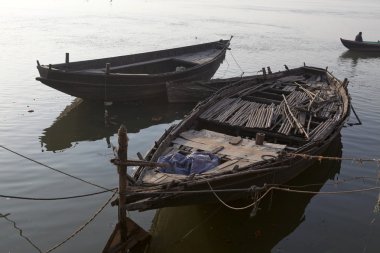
{"left": 147, "top": 136, "right": 342, "bottom": 252}
{"left": 340, "top": 38, "right": 380, "bottom": 52}
{"left": 36, "top": 39, "right": 231, "bottom": 102}
{"left": 122, "top": 66, "right": 350, "bottom": 211}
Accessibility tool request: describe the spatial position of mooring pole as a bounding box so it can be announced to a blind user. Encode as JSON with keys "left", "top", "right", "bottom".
{"left": 103, "top": 125, "right": 150, "bottom": 253}
{"left": 117, "top": 125, "right": 129, "bottom": 245}
{"left": 65, "top": 53, "right": 69, "bottom": 70}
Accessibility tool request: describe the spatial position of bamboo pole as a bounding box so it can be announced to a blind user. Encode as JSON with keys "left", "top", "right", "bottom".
{"left": 282, "top": 95, "right": 309, "bottom": 139}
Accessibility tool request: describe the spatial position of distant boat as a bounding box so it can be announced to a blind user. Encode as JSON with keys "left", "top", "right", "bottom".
{"left": 340, "top": 38, "right": 380, "bottom": 52}
{"left": 36, "top": 39, "right": 231, "bottom": 102}
{"left": 123, "top": 66, "right": 351, "bottom": 211}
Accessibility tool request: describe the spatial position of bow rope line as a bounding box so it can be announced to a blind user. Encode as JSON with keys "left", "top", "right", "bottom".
{"left": 43, "top": 189, "right": 117, "bottom": 253}
{"left": 220, "top": 57, "right": 230, "bottom": 78}
{"left": 207, "top": 181, "right": 380, "bottom": 211}
{"left": 206, "top": 181, "right": 271, "bottom": 210}
{"left": 0, "top": 188, "right": 117, "bottom": 201}
{"left": 229, "top": 50, "right": 245, "bottom": 76}
{"left": 3, "top": 175, "right": 380, "bottom": 202}
{"left": 0, "top": 212, "right": 43, "bottom": 253}
{"left": 284, "top": 152, "right": 380, "bottom": 165}
{"left": 0, "top": 190, "right": 117, "bottom": 253}
{"left": 0, "top": 145, "right": 112, "bottom": 191}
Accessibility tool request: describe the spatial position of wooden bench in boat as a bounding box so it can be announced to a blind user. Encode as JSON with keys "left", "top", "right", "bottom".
{"left": 139, "top": 129, "right": 286, "bottom": 185}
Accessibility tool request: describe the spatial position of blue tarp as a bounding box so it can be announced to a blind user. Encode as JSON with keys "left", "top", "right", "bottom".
{"left": 158, "top": 151, "right": 220, "bottom": 175}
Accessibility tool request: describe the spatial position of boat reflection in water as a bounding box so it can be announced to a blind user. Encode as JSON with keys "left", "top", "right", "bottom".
{"left": 141, "top": 136, "right": 342, "bottom": 253}
{"left": 340, "top": 50, "right": 380, "bottom": 67}
{"left": 40, "top": 98, "right": 195, "bottom": 152}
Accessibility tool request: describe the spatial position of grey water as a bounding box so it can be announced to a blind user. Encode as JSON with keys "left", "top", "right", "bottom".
{"left": 1, "top": 0, "right": 380, "bottom": 252}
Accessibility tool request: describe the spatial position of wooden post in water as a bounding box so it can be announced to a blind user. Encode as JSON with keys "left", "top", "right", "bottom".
{"left": 117, "top": 125, "right": 129, "bottom": 245}
{"left": 103, "top": 125, "right": 150, "bottom": 253}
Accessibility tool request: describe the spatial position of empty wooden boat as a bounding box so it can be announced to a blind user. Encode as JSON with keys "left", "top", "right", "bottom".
{"left": 340, "top": 38, "right": 380, "bottom": 52}
{"left": 36, "top": 39, "right": 231, "bottom": 102}
{"left": 121, "top": 66, "right": 350, "bottom": 211}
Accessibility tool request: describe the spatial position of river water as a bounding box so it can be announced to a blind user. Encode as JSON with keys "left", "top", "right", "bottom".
{"left": 1, "top": 0, "right": 380, "bottom": 252}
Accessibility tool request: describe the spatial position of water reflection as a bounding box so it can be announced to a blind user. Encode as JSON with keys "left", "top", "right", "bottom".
{"left": 339, "top": 50, "right": 380, "bottom": 67}
{"left": 142, "top": 136, "right": 342, "bottom": 253}
{"left": 40, "top": 99, "right": 195, "bottom": 152}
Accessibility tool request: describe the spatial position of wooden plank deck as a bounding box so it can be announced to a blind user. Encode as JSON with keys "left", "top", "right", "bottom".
{"left": 140, "top": 129, "right": 286, "bottom": 184}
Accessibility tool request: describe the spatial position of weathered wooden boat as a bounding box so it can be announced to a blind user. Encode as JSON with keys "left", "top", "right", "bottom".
{"left": 121, "top": 66, "right": 350, "bottom": 211}
{"left": 147, "top": 136, "right": 342, "bottom": 252}
{"left": 340, "top": 38, "right": 380, "bottom": 52}
{"left": 36, "top": 39, "right": 231, "bottom": 102}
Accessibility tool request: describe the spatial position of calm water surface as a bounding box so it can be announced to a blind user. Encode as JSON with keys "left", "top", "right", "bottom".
{"left": 1, "top": 0, "right": 380, "bottom": 252}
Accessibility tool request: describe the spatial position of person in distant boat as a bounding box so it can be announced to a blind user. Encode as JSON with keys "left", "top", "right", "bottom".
{"left": 355, "top": 32, "right": 363, "bottom": 42}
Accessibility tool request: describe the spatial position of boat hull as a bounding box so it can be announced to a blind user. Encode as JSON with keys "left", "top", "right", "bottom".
{"left": 340, "top": 38, "right": 380, "bottom": 52}
{"left": 36, "top": 40, "right": 229, "bottom": 102}
{"left": 124, "top": 66, "right": 350, "bottom": 212}
{"left": 125, "top": 129, "right": 342, "bottom": 211}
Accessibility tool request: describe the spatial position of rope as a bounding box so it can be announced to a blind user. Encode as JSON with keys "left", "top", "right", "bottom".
{"left": 229, "top": 50, "right": 245, "bottom": 76}
{"left": 0, "top": 145, "right": 112, "bottom": 191}
{"left": 0, "top": 212, "right": 43, "bottom": 253}
{"left": 284, "top": 152, "right": 380, "bottom": 165}
{"left": 0, "top": 188, "right": 117, "bottom": 201}
{"left": 122, "top": 176, "right": 380, "bottom": 197}
{"left": 43, "top": 189, "right": 117, "bottom": 253}
{"left": 220, "top": 57, "right": 230, "bottom": 78}
{"left": 206, "top": 179, "right": 380, "bottom": 211}
{"left": 206, "top": 181, "right": 271, "bottom": 210}
{"left": 347, "top": 103, "right": 362, "bottom": 126}
{"left": 270, "top": 186, "right": 380, "bottom": 195}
